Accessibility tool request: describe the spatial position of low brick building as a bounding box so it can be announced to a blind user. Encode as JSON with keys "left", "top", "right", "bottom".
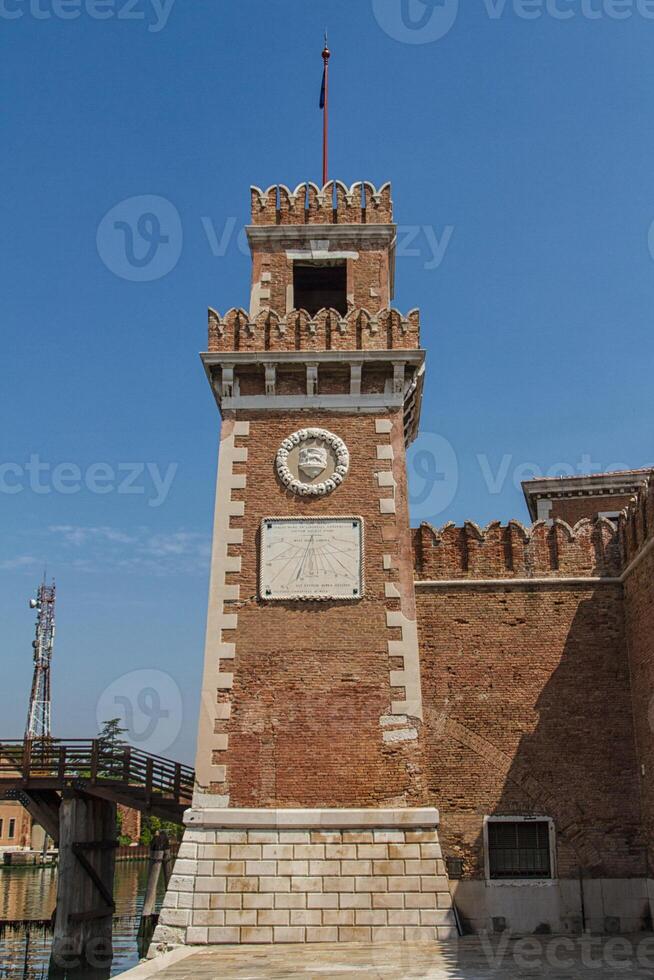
{"left": 0, "top": 801, "right": 32, "bottom": 851}
{"left": 152, "top": 180, "right": 654, "bottom": 950}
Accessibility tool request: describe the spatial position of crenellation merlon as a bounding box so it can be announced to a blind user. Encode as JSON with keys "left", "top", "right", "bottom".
{"left": 250, "top": 181, "right": 393, "bottom": 226}
{"left": 207, "top": 307, "right": 420, "bottom": 353}
{"left": 413, "top": 517, "right": 623, "bottom": 580}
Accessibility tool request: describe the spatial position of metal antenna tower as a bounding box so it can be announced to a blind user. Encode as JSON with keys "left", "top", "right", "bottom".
{"left": 25, "top": 579, "right": 56, "bottom": 739}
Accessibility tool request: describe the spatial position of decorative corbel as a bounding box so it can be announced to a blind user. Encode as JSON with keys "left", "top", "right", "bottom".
{"left": 306, "top": 363, "right": 318, "bottom": 397}
{"left": 264, "top": 362, "right": 277, "bottom": 397}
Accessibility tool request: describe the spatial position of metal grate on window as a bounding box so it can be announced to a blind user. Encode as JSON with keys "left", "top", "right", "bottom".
{"left": 488, "top": 820, "right": 551, "bottom": 879}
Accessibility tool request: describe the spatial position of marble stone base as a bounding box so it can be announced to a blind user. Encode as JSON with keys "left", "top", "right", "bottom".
{"left": 149, "top": 808, "right": 457, "bottom": 954}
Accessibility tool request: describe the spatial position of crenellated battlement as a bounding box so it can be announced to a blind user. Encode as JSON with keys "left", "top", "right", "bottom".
{"left": 207, "top": 306, "right": 420, "bottom": 353}
{"left": 620, "top": 476, "right": 653, "bottom": 569}
{"left": 413, "top": 517, "right": 622, "bottom": 580}
{"left": 250, "top": 181, "right": 393, "bottom": 226}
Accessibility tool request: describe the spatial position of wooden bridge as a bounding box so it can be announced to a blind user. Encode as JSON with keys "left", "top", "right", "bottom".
{"left": 0, "top": 738, "right": 194, "bottom": 965}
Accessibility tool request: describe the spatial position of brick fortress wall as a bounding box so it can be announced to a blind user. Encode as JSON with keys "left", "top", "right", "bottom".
{"left": 412, "top": 517, "right": 644, "bottom": 882}
{"left": 622, "top": 481, "right": 654, "bottom": 873}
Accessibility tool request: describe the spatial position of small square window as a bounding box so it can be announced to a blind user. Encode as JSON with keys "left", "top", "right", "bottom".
{"left": 293, "top": 261, "right": 347, "bottom": 316}
{"left": 487, "top": 819, "right": 552, "bottom": 880}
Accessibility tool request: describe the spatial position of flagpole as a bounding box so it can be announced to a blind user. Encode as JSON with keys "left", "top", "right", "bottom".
{"left": 322, "top": 36, "right": 330, "bottom": 186}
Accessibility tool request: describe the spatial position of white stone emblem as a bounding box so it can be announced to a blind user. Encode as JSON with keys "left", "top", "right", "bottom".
{"left": 276, "top": 428, "right": 350, "bottom": 497}
{"left": 298, "top": 445, "right": 328, "bottom": 479}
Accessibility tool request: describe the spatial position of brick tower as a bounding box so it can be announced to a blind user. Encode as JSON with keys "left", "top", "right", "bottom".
{"left": 152, "top": 181, "right": 456, "bottom": 950}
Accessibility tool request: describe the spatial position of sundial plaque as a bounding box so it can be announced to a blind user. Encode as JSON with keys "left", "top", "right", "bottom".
{"left": 259, "top": 517, "right": 364, "bottom": 601}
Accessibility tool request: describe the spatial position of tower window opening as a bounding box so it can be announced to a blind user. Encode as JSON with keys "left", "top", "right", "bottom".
{"left": 293, "top": 260, "right": 347, "bottom": 316}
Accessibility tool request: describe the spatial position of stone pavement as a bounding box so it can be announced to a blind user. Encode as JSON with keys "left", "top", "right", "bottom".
{"left": 122, "top": 935, "right": 654, "bottom": 978}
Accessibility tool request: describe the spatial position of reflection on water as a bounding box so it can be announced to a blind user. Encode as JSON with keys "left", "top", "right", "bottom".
{"left": 0, "top": 862, "right": 164, "bottom": 979}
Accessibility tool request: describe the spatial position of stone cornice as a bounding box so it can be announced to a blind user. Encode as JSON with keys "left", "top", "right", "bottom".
{"left": 246, "top": 224, "right": 396, "bottom": 248}
{"left": 184, "top": 807, "right": 440, "bottom": 829}
{"left": 200, "top": 349, "right": 425, "bottom": 447}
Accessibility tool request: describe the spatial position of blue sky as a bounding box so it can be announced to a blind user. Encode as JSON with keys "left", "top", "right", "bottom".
{"left": 1, "top": 0, "right": 653, "bottom": 763}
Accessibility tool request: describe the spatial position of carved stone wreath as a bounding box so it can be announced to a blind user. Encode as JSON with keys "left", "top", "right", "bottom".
{"left": 276, "top": 428, "right": 350, "bottom": 497}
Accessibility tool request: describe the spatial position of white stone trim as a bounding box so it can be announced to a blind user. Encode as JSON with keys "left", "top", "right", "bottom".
{"left": 376, "top": 445, "right": 394, "bottom": 461}
{"left": 380, "top": 498, "right": 397, "bottom": 515}
{"left": 375, "top": 419, "right": 393, "bottom": 434}
{"left": 247, "top": 224, "right": 396, "bottom": 248}
{"left": 286, "top": 249, "right": 359, "bottom": 261}
{"left": 185, "top": 807, "right": 440, "bottom": 829}
{"left": 382, "top": 728, "right": 418, "bottom": 744}
{"left": 376, "top": 471, "right": 396, "bottom": 488}
{"left": 193, "top": 419, "right": 249, "bottom": 802}
{"left": 386, "top": 612, "right": 423, "bottom": 720}
{"left": 221, "top": 394, "right": 407, "bottom": 412}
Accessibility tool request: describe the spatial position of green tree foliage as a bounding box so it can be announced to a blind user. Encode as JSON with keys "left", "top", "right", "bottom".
{"left": 140, "top": 815, "right": 183, "bottom": 846}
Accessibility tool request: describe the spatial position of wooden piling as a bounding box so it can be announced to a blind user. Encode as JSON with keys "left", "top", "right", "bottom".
{"left": 137, "top": 832, "right": 170, "bottom": 954}
{"left": 51, "top": 790, "right": 117, "bottom": 968}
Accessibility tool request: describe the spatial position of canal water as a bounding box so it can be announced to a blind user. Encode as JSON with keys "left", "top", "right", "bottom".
{"left": 0, "top": 861, "right": 164, "bottom": 979}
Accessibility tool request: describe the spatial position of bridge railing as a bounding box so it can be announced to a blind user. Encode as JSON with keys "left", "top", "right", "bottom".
{"left": 0, "top": 739, "right": 194, "bottom": 803}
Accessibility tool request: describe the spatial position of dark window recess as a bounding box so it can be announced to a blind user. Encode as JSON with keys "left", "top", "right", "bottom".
{"left": 8, "top": 818, "right": 15, "bottom": 839}
{"left": 446, "top": 856, "right": 464, "bottom": 880}
{"left": 293, "top": 261, "right": 347, "bottom": 316}
{"left": 488, "top": 821, "right": 551, "bottom": 879}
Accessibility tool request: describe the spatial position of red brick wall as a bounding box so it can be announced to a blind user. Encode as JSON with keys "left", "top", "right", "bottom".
{"left": 220, "top": 409, "right": 422, "bottom": 807}
{"left": 415, "top": 583, "right": 643, "bottom": 879}
{"left": 413, "top": 518, "right": 622, "bottom": 580}
{"left": 623, "top": 482, "right": 654, "bottom": 872}
{"left": 118, "top": 805, "right": 141, "bottom": 843}
{"left": 551, "top": 494, "right": 635, "bottom": 525}
{"left": 207, "top": 308, "right": 420, "bottom": 354}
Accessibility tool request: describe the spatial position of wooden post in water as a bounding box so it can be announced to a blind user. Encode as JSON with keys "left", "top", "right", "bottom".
{"left": 51, "top": 790, "right": 116, "bottom": 970}
{"left": 137, "top": 831, "right": 170, "bottom": 952}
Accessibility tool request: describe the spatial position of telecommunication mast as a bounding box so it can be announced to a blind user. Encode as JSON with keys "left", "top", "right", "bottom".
{"left": 25, "top": 580, "right": 56, "bottom": 739}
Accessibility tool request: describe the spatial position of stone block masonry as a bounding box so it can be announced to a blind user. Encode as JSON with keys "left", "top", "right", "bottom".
{"left": 150, "top": 809, "right": 456, "bottom": 952}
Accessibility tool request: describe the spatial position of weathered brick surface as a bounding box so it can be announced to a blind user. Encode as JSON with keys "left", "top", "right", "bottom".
{"left": 250, "top": 181, "right": 393, "bottom": 226}
{"left": 623, "top": 480, "right": 654, "bottom": 872}
{"left": 207, "top": 308, "right": 420, "bottom": 354}
{"left": 550, "top": 494, "right": 636, "bottom": 526}
{"left": 413, "top": 518, "right": 622, "bottom": 580}
{"left": 416, "top": 582, "right": 643, "bottom": 879}
{"left": 218, "top": 409, "right": 421, "bottom": 807}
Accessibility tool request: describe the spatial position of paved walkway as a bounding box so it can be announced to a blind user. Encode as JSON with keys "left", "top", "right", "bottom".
{"left": 123, "top": 936, "right": 654, "bottom": 978}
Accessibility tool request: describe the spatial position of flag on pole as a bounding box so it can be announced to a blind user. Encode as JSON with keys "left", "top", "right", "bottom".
{"left": 320, "top": 33, "right": 330, "bottom": 186}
